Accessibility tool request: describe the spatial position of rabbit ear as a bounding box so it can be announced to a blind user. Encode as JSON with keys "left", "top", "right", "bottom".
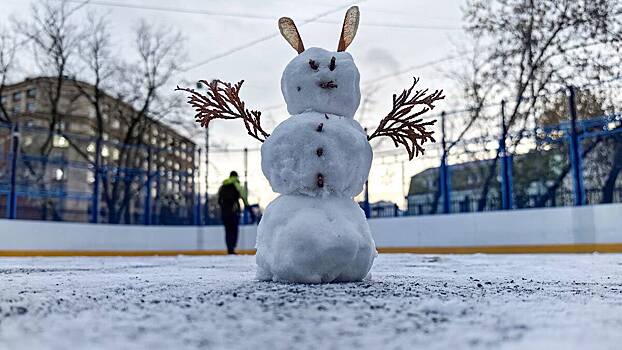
{"left": 337, "top": 6, "right": 360, "bottom": 52}
{"left": 278, "top": 17, "right": 305, "bottom": 54}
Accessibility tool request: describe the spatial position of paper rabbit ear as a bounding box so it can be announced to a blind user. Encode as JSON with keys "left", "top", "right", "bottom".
{"left": 337, "top": 6, "right": 360, "bottom": 52}
{"left": 278, "top": 17, "right": 305, "bottom": 54}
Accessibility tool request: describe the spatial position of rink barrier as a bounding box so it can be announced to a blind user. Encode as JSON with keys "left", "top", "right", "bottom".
{"left": 1, "top": 244, "right": 622, "bottom": 256}
{"left": 0, "top": 203, "right": 620, "bottom": 256}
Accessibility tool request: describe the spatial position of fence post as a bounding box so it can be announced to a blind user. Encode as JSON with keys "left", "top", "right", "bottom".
{"left": 500, "top": 100, "right": 513, "bottom": 210}
{"left": 58, "top": 152, "right": 67, "bottom": 221}
{"left": 194, "top": 148, "right": 201, "bottom": 226}
{"left": 143, "top": 146, "right": 152, "bottom": 225}
{"left": 154, "top": 170, "right": 161, "bottom": 225}
{"left": 439, "top": 111, "right": 451, "bottom": 214}
{"left": 364, "top": 180, "right": 371, "bottom": 218}
{"left": 243, "top": 147, "right": 249, "bottom": 225}
{"left": 7, "top": 123, "right": 19, "bottom": 219}
{"left": 567, "top": 86, "right": 585, "bottom": 206}
{"left": 91, "top": 136, "right": 102, "bottom": 223}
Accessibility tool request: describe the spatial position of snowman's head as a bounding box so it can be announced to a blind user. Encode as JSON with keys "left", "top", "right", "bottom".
{"left": 278, "top": 7, "right": 361, "bottom": 118}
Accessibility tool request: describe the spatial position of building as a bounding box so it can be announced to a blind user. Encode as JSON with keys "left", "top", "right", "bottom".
{"left": 406, "top": 151, "right": 576, "bottom": 215}
{"left": 0, "top": 77, "right": 197, "bottom": 224}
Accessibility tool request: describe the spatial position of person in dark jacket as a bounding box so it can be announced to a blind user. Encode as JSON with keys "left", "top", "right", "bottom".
{"left": 217, "top": 171, "right": 248, "bottom": 254}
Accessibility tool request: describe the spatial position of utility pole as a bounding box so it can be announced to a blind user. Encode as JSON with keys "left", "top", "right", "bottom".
{"left": 243, "top": 147, "right": 249, "bottom": 224}
{"left": 196, "top": 148, "right": 202, "bottom": 226}
{"left": 401, "top": 159, "right": 406, "bottom": 209}
{"left": 500, "top": 100, "right": 513, "bottom": 210}
{"left": 439, "top": 111, "right": 451, "bottom": 214}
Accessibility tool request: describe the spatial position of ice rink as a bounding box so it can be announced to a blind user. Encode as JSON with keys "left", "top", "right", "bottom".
{"left": 1, "top": 254, "right": 621, "bottom": 350}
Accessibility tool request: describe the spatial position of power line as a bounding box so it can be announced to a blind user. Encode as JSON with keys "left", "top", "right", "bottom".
{"left": 256, "top": 51, "right": 466, "bottom": 113}
{"left": 362, "top": 52, "right": 468, "bottom": 86}
{"left": 59, "top": 0, "right": 279, "bottom": 20}
{"left": 60, "top": 0, "right": 461, "bottom": 71}
{"left": 59, "top": 0, "right": 462, "bottom": 30}
{"left": 182, "top": 0, "right": 366, "bottom": 71}
{"left": 60, "top": 0, "right": 367, "bottom": 71}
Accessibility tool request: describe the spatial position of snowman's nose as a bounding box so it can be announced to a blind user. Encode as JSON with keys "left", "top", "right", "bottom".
{"left": 319, "top": 80, "right": 338, "bottom": 89}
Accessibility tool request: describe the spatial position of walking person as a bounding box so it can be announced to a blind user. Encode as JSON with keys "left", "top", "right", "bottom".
{"left": 217, "top": 171, "right": 248, "bottom": 254}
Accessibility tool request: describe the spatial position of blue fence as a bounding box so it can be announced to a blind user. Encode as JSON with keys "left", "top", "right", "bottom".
{"left": 400, "top": 85, "right": 622, "bottom": 217}
{"left": 1, "top": 85, "right": 621, "bottom": 224}
{"left": 0, "top": 122, "right": 201, "bottom": 225}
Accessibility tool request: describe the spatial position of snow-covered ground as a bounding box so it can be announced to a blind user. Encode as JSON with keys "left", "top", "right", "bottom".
{"left": 1, "top": 254, "right": 621, "bottom": 350}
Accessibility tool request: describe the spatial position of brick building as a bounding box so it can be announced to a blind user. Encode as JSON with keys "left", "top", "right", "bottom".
{"left": 0, "top": 77, "right": 197, "bottom": 224}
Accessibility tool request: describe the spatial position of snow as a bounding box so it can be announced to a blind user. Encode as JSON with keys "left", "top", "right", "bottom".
{"left": 255, "top": 195, "right": 376, "bottom": 283}
{"left": 1, "top": 254, "right": 621, "bottom": 350}
{"left": 281, "top": 47, "right": 361, "bottom": 119}
{"left": 260, "top": 111, "right": 372, "bottom": 197}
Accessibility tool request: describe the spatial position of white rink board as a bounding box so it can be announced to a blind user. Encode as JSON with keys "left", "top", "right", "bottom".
{"left": 0, "top": 203, "right": 620, "bottom": 251}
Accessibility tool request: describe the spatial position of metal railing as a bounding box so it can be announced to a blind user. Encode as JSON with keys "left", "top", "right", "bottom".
{"left": 1, "top": 85, "right": 621, "bottom": 224}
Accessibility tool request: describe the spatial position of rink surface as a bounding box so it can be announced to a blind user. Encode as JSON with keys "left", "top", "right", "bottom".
{"left": 1, "top": 254, "right": 621, "bottom": 350}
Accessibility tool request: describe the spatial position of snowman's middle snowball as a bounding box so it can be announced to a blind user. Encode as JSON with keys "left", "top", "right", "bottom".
{"left": 261, "top": 111, "right": 372, "bottom": 197}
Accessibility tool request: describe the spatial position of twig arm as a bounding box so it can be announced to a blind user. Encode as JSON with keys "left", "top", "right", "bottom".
{"left": 368, "top": 77, "right": 444, "bottom": 160}
{"left": 175, "top": 79, "right": 270, "bottom": 142}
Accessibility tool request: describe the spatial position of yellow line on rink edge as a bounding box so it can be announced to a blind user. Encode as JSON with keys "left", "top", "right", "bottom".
{"left": 377, "top": 243, "right": 622, "bottom": 254}
{"left": 0, "top": 249, "right": 257, "bottom": 257}
{"left": 1, "top": 243, "right": 622, "bottom": 257}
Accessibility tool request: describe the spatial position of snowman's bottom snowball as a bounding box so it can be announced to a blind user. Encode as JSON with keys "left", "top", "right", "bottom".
{"left": 256, "top": 195, "right": 377, "bottom": 284}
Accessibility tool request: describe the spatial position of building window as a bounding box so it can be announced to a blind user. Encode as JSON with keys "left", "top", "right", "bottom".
{"left": 12, "top": 105, "right": 21, "bottom": 113}
{"left": 0, "top": 95, "right": 6, "bottom": 103}
{"left": 53, "top": 135, "right": 69, "bottom": 148}
{"left": 467, "top": 174, "right": 478, "bottom": 185}
{"left": 23, "top": 135, "right": 33, "bottom": 146}
{"left": 13, "top": 91, "right": 22, "bottom": 102}
{"left": 55, "top": 168, "right": 64, "bottom": 181}
{"left": 87, "top": 106, "right": 96, "bottom": 119}
{"left": 26, "top": 88, "right": 37, "bottom": 98}
{"left": 26, "top": 102, "right": 37, "bottom": 112}
{"left": 111, "top": 119, "right": 120, "bottom": 129}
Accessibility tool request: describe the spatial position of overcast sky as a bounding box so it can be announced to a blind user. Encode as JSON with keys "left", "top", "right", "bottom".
{"left": 1, "top": 0, "right": 471, "bottom": 208}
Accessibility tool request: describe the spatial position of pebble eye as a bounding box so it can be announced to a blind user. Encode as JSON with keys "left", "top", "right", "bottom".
{"left": 329, "top": 57, "right": 336, "bottom": 71}
{"left": 308, "top": 59, "right": 319, "bottom": 70}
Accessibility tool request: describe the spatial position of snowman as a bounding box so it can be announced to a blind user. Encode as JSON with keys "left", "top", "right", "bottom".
{"left": 177, "top": 6, "right": 444, "bottom": 283}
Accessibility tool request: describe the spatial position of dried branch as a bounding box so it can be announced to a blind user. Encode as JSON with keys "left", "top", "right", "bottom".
{"left": 175, "top": 79, "right": 269, "bottom": 142}
{"left": 368, "top": 77, "right": 444, "bottom": 160}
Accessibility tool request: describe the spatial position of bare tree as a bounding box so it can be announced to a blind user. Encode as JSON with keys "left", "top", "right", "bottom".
{"left": 12, "top": 0, "right": 83, "bottom": 220}
{"left": 0, "top": 26, "right": 20, "bottom": 123}
{"left": 69, "top": 18, "right": 186, "bottom": 223}
{"left": 457, "top": 0, "right": 622, "bottom": 210}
